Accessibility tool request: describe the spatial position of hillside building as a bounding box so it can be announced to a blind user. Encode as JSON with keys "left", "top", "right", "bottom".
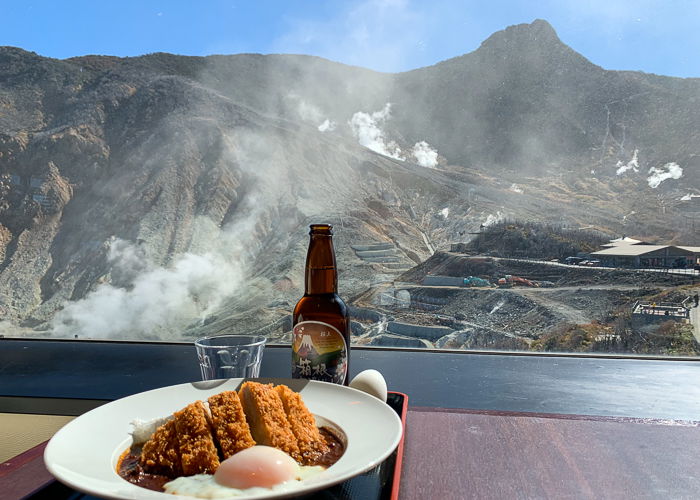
{"left": 599, "top": 237, "right": 645, "bottom": 247}
{"left": 679, "top": 247, "right": 700, "bottom": 266}
{"left": 591, "top": 239, "right": 700, "bottom": 268}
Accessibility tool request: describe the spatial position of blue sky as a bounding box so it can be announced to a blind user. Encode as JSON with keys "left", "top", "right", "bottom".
{"left": 2, "top": 0, "right": 699, "bottom": 77}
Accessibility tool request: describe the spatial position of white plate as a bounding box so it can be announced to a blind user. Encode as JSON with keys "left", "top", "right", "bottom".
{"left": 44, "top": 378, "right": 403, "bottom": 499}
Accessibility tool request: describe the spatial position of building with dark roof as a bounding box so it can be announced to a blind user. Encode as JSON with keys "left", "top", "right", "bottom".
{"left": 591, "top": 244, "right": 697, "bottom": 268}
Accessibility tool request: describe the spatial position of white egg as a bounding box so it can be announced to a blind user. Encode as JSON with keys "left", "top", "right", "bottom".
{"left": 349, "top": 369, "right": 388, "bottom": 402}
{"left": 164, "top": 460, "right": 324, "bottom": 499}
{"left": 215, "top": 446, "right": 298, "bottom": 489}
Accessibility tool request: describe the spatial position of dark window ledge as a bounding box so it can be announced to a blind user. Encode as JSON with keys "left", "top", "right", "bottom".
{"left": 1, "top": 338, "right": 699, "bottom": 419}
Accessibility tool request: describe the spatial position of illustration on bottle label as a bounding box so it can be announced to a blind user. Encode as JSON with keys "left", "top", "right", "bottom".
{"left": 292, "top": 320, "right": 348, "bottom": 384}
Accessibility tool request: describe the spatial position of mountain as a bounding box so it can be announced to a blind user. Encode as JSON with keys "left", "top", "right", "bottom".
{"left": 393, "top": 20, "right": 700, "bottom": 171}
{"left": 295, "top": 334, "right": 319, "bottom": 360}
{"left": 0, "top": 20, "right": 698, "bottom": 340}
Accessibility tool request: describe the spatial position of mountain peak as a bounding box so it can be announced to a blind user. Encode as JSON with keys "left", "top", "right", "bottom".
{"left": 471, "top": 19, "right": 597, "bottom": 74}
{"left": 479, "top": 19, "right": 563, "bottom": 51}
{"left": 528, "top": 19, "right": 559, "bottom": 38}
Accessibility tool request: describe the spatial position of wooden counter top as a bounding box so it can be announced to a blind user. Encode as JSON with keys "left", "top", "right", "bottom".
{"left": 400, "top": 408, "right": 700, "bottom": 499}
{"left": 3, "top": 407, "right": 699, "bottom": 499}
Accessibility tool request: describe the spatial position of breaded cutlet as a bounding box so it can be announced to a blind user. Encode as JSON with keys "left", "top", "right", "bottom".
{"left": 275, "top": 384, "right": 329, "bottom": 465}
{"left": 239, "top": 382, "right": 300, "bottom": 460}
{"left": 140, "top": 418, "right": 182, "bottom": 477}
{"left": 207, "top": 391, "right": 256, "bottom": 459}
{"left": 173, "top": 401, "right": 220, "bottom": 475}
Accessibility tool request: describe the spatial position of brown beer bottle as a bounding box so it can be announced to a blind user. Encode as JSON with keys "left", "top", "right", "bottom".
{"left": 292, "top": 224, "right": 350, "bottom": 385}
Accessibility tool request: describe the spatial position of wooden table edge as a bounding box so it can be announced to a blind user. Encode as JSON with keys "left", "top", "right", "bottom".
{"left": 0, "top": 440, "right": 54, "bottom": 499}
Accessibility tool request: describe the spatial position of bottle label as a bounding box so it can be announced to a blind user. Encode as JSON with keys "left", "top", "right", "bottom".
{"left": 292, "top": 321, "right": 348, "bottom": 384}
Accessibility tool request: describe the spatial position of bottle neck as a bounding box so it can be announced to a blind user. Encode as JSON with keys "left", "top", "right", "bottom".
{"left": 305, "top": 234, "right": 338, "bottom": 295}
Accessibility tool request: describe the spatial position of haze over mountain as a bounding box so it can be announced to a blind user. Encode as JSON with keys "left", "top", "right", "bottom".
{"left": 0, "top": 20, "right": 698, "bottom": 340}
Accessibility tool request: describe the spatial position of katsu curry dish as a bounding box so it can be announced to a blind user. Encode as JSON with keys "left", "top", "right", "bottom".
{"left": 118, "top": 381, "right": 345, "bottom": 497}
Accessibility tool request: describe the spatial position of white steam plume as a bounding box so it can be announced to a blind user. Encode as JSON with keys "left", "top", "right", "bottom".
{"left": 483, "top": 212, "right": 504, "bottom": 227}
{"left": 297, "top": 100, "right": 322, "bottom": 122}
{"left": 287, "top": 94, "right": 337, "bottom": 133}
{"left": 318, "top": 119, "right": 337, "bottom": 132}
{"left": 49, "top": 126, "right": 294, "bottom": 341}
{"left": 647, "top": 162, "right": 683, "bottom": 188}
{"left": 286, "top": 94, "right": 323, "bottom": 123}
{"left": 107, "top": 237, "right": 150, "bottom": 286}
{"left": 412, "top": 141, "right": 438, "bottom": 168}
{"left": 615, "top": 149, "right": 639, "bottom": 176}
{"left": 51, "top": 239, "right": 242, "bottom": 339}
{"left": 349, "top": 103, "right": 404, "bottom": 160}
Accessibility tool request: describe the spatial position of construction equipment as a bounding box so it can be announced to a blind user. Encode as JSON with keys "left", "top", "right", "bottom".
{"left": 497, "top": 275, "right": 538, "bottom": 288}
{"left": 463, "top": 276, "right": 494, "bottom": 287}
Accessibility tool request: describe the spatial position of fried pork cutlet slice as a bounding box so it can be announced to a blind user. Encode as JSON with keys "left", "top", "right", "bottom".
{"left": 207, "top": 391, "right": 256, "bottom": 459}
{"left": 275, "top": 384, "right": 329, "bottom": 465}
{"left": 140, "top": 418, "right": 183, "bottom": 477}
{"left": 173, "top": 401, "right": 220, "bottom": 475}
{"left": 239, "top": 382, "right": 300, "bottom": 460}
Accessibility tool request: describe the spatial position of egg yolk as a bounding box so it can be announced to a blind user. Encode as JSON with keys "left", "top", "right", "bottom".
{"left": 214, "top": 446, "right": 299, "bottom": 489}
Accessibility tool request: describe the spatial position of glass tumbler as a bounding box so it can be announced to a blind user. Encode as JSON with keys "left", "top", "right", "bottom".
{"left": 194, "top": 334, "right": 266, "bottom": 380}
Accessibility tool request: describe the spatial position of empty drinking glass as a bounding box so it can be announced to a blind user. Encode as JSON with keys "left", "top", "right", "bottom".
{"left": 194, "top": 334, "right": 266, "bottom": 380}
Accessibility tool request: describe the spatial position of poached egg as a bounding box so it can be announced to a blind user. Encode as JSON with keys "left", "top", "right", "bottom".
{"left": 163, "top": 446, "right": 324, "bottom": 498}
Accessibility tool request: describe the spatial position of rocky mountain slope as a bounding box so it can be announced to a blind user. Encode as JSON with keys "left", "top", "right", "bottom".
{"left": 0, "top": 20, "right": 698, "bottom": 340}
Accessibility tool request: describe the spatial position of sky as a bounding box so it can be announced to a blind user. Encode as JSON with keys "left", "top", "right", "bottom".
{"left": 2, "top": 0, "right": 699, "bottom": 78}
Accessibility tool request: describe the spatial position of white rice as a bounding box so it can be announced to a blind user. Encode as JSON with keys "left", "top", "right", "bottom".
{"left": 130, "top": 415, "right": 173, "bottom": 444}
